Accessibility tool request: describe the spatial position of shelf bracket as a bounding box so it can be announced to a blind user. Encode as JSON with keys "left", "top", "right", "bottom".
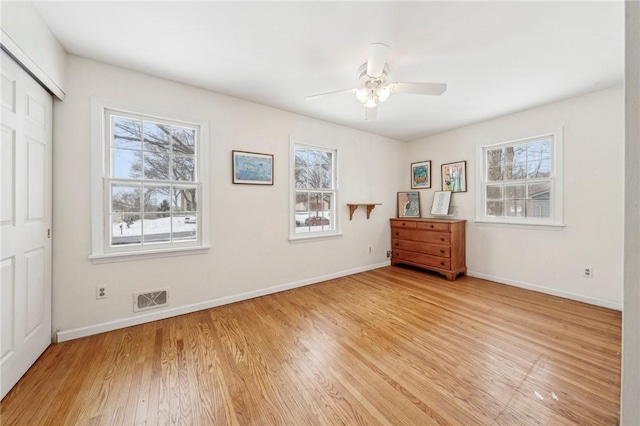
{"left": 347, "top": 203, "right": 381, "bottom": 220}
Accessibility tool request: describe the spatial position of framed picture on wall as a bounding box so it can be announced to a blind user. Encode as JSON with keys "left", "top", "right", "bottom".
{"left": 397, "top": 191, "right": 421, "bottom": 218}
{"left": 232, "top": 150, "right": 274, "bottom": 185}
{"left": 441, "top": 161, "right": 467, "bottom": 192}
{"left": 411, "top": 160, "right": 432, "bottom": 189}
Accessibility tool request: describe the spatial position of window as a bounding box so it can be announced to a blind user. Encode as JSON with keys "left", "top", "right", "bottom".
{"left": 476, "top": 131, "right": 563, "bottom": 227}
{"left": 290, "top": 140, "right": 339, "bottom": 239}
{"left": 90, "top": 98, "right": 209, "bottom": 262}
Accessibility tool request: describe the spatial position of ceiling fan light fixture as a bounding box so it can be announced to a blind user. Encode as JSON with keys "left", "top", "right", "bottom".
{"left": 365, "top": 95, "right": 377, "bottom": 108}
{"left": 355, "top": 87, "right": 369, "bottom": 103}
{"left": 376, "top": 86, "right": 391, "bottom": 102}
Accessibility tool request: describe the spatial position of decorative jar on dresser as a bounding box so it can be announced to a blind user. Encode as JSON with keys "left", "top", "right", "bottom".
{"left": 390, "top": 218, "right": 466, "bottom": 281}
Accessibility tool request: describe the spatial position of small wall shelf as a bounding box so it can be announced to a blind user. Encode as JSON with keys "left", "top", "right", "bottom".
{"left": 347, "top": 203, "right": 381, "bottom": 220}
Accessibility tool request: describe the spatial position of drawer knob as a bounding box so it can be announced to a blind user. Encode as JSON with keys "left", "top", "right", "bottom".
{"left": 440, "top": 237, "right": 445, "bottom": 242}
{"left": 430, "top": 224, "right": 434, "bottom": 228}
{"left": 395, "top": 243, "right": 399, "bottom": 246}
{"left": 395, "top": 232, "right": 399, "bottom": 236}
{"left": 402, "top": 223, "right": 406, "bottom": 226}
{"left": 440, "top": 261, "right": 445, "bottom": 266}
{"left": 440, "top": 250, "right": 445, "bottom": 254}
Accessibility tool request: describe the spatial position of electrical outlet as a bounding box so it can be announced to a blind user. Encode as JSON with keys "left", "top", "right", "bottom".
{"left": 96, "top": 285, "right": 108, "bottom": 299}
{"left": 368, "top": 246, "right": 372, "bottom": 254}
{"left": 583, "top": 267, "right": 593, "bottom": 278}
{"left": 386, "top": 250, "right": 392, "bottom": 258}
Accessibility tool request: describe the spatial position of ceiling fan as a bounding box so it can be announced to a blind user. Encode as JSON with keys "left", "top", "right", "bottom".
{"left": 306, "top": 43, "right": 447, "bottom": 121}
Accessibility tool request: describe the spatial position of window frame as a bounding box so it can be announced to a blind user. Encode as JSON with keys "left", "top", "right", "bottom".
{"left": 475, "top": 129, "right": 564, "bottom": 229}
{"left": 90, "top": 97, "right": 210, "bottom": 263}
{"left": 289, "top": 137, "right": 341, "bottom": 241}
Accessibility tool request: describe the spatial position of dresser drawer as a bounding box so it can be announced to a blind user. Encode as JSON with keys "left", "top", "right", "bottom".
{"left": 416, "top": 222, "right": 450, "bottom": 232}
{"left": 392, "top": 240, "right": 450, "bottom": 258}
{"left": 392, "top": 229, "right": 451, "bottom": 245}
{"left": 391, "top": 220, "right": 417, "bottom": 229}
{"left": 393, "top": 249, "right": 451, "bottom": 269}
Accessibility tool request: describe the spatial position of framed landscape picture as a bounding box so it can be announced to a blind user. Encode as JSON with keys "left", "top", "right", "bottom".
{"left": 441, "top": 161, "right": 467, "bottom": 192}
{"left": 411, "top": 161, "right": 431, "bottom": 189}
{"left": 397, "top": 191, "right": 421, "bottom": 218}
{"left": 232, "top": 150, "right": 274, "bottom": 185}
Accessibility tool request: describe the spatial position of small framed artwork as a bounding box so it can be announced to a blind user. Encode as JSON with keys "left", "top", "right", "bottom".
{"left": 397, "top": 191, "right": 421, "bottom": 218}
{"left": 430, "top": 191, "right": 452, "bottom": 216}
{"left": 232, "top": 150, "right": 274, "bottom": 185}
{"left": 411, "top": 160, "right": 432, "bottom": 189}
{"left": 441, "top": 161, "right": 467, "bottom": 192}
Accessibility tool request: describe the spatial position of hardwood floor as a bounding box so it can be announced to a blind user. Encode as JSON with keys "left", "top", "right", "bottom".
{"left": 1, "top": 266, "right": 621, "bottom": 425}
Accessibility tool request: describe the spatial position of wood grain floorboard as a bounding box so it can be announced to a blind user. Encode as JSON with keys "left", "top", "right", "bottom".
{"left": 0, "top": 266, "right": 621, "bottom": 425}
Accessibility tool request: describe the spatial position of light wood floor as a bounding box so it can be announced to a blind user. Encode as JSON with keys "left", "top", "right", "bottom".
{"left": 1, "top": 266, "right": 621, "bottom": 425}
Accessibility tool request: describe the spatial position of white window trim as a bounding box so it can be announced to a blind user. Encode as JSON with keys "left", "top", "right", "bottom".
{"left": 474, "top": 129, "right": 564, "bottom": 229}
{"left": 89, "top": 97, "right": 210, "bottom": 263}
{"left": 289, "top": 137, "right": 342, "bottom": 242}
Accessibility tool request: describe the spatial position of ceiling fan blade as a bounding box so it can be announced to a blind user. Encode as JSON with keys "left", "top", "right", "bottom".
{"left": 364, "top": 105, "right": 377, "bottom": 121}
{"left": 306, "top": 88, "right": 356, "bottom": 101}
{"left": 366, "top": 43, "right": 389, "bottom": 77}
{"left": 389, "top": 82, "right": 447, "bottom": 96}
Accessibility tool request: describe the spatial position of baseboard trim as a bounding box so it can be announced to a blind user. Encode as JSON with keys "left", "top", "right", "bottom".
{"left": 467, "top": 270, "right": 622, "bottom": 311}
{"left": 56, "top": 261, "right": 391, "bottom": 343}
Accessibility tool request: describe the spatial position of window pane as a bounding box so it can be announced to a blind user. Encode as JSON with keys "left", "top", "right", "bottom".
{"left": 144, "top": 186, "right": 170, "bottom": 214}
{"left": 526, "top": 200, "right": 550, "bottom": 218}
{"left": 321, "top": 210, "right": 335, "bottom": 231}
{"left": 144, "top": 152, "right": 170, "bottom": 180}
{"left": 173, "top": 187, "right": 197, "bottom": 211}
{"left": 172, "top": 127, "right": 195, "bottom": 155}
{"left": 295, "top": 148, "right": 308, "bottom": 168}
{"left": 173, "top": 155, "right": 195, "bottom": 181}
{"left": 111, "top": 184, "right": 141, "bottom": 213}
{"left": 505, "top": 200, "right": 525, "bottom": 217}
{"left": 506, "top": 162, "right": 527, "bottom": 180}
{"left": 527, "top": 182, "right": 551, "bottom": 200}
{"left": 528, "top": 159, "right": 552, "bottom": 178}
{"left": 308, "top": 150, "right": 322, "bottom": 166}
{"left": 527, "top": 140, "right": 552, "bottom": 161}
{"left": 172, "top": 214, "right": 197, "bottom": 241}
{"left": 295, "top": 192, "right": 309, "bottom": 212}
{"left": 111, "top": 214, "right": 141, "bottom": 246}
{"left": 112, "top": 117, "right": 142, "bottom": 150}
{"left": 112, "top": 149, "right": 142, "bottom": 179}
{"left": 295, "top": 213, "right": 310, "bottom": 230}
{"left": 142, "top": 213, "right": 171, "bottom": 244}
{"left": 143, "top": 122, "right": 171, "bottom": 152}
{"left": 304, "top": 214, "right": 330, "bottom": 228}
{"left": 505, "top": 184, "right": 525, "bottom": 199}
{"left": 310, "top": 192, "right": 322, "bottom": 212}
{"left": 486, "top": 185, "right": 503, "bottom": 200}
{"left": 507, "top": 144, "right": 527, "bottom": 163}
{"left": 486, "top": 148, "right": 503, "bottom": 167}
{"left": 322, "top": 151, "right": 333, "bottom": 167}
{"left": 487, "top": 166, "right": 503, "bottom": 182}
{"left": 486, "top": 201, "right": 503, "bottom": 217}
{"left": 323, "top": 193, "right": 334, "bottom": 210}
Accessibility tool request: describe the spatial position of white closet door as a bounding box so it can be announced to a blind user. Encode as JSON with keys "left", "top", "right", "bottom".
{"left": 1, "top": 50, "right": 53, "bottom": 400}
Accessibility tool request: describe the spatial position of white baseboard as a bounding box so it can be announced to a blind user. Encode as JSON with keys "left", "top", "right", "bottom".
{"left": 467, "top": 270, "right": 622, "bottom": 311}
{"left": 55, "top": 260, "right": 391, "bottom": 343}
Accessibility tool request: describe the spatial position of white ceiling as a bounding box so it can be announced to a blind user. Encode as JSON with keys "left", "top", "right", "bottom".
{"left": 33, "top": 1, "right": 624, "bottom": 141}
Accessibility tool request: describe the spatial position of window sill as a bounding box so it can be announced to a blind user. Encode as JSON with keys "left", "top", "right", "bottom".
{"left": 89, "top": 245, "right": 210, "bottom": 264}
{"left": 474, "top": 220, "right": 565, "bottom": 231}
{"left": 289, "top": 232, "right": 343, "bottom": 243}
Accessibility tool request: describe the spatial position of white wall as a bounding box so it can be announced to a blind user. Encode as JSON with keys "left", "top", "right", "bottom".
{"left": 52, "top": 55, "right": 405, "bottom": 336}
{"left": 621, "top": 1, "right": 640, "bottom": 423}
{"left": 1, "top": 1, "right": 66, "bottom": 96}
{"left": 408, "top": 86, "right": 624, "bottom": 309}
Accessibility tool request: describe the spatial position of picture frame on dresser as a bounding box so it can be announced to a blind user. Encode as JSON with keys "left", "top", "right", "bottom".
{"left": 411, "top": 161, "right": 431, "bottom": 189}
{"left": 397, "top": 191, "right": 421, "bottom": 218}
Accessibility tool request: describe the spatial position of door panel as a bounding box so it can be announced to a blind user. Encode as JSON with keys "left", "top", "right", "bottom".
{"left": 0, "top": 51, "right": 52, "bottom": 400}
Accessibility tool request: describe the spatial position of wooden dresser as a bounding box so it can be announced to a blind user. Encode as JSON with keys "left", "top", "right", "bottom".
{"left": 390, "top": 218, "right": 466, "bottom": 281}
